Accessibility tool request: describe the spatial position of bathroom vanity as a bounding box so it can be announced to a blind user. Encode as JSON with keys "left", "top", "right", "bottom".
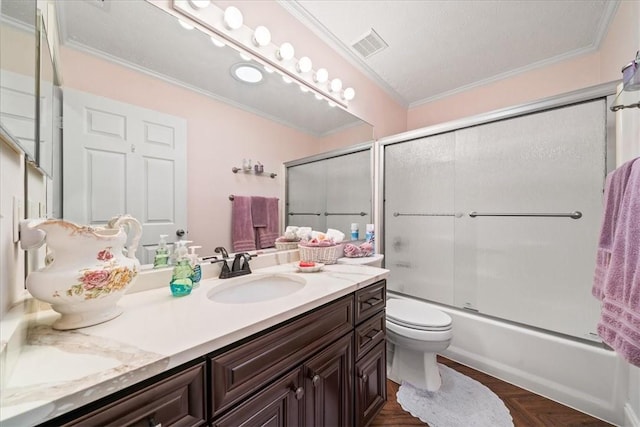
{"left": 0, "top": 260, "right": 388, "bottom": 427}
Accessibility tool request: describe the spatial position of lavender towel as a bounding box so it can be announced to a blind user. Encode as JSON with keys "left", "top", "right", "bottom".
{"left": 592, "top": 159, "right": 636, "bottom": 300}
{"left": 251, "top": 196, "right": 268, "bottom": 228}
{"left": 593, "top": 157, "right": 640, "bottom": 367}
{"left": 256, "top": 197, "right": 279, "bottom": 249}
{"left": 232, "top": 196, "right": 256, "bottom": 252}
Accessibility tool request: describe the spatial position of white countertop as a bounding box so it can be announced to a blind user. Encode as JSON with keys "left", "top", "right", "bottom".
{"left": 0, "top": 260, "right": 388, "bottom": 426}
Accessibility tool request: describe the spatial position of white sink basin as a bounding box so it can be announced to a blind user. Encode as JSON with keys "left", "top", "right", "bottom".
{"left": 207, "top": 273, "right": 306, "bottom": 304}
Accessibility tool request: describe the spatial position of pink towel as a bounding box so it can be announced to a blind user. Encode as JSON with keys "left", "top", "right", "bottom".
{"left": 251, "top": 196, "right": 268, "bottom": 228}
{"left": 256, "top": 197, "right": 279, "bottom": 249}
{"left": 232, "top": 196, "right": 256, "bottom": 252}
{"left": 593, "top": 157, "right": 640, "bottom": 367}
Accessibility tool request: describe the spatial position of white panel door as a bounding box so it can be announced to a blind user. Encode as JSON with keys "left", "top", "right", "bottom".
{"left": 63, "top": 89, "right": 187, "bottom": 265}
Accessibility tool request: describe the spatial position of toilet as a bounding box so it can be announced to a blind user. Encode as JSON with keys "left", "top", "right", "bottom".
{"left": 386, "top": 298, "right": 453, "bottom": 391}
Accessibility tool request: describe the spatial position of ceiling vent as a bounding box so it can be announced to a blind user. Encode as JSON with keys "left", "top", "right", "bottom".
{"left": 352, "top": 28, "right": 388, "bottom": 59}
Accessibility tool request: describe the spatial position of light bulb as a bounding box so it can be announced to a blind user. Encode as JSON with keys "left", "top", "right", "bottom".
{"left": 282, "top": 75, "right": 293, "bottom": 84}
{"left": 328, "top": 101, "right": 337, "bottom": 107}
{"left": 224, "top": 6, "right": 243, "bottom": 30}
{"left": 300, "top": 86, "right": 309, "bottom": 93}
{"left": 314, "top": 68, "right": 328, "bottom": 83}
{"left": 296, "top": 56, "right": 312, "bottom": 73}
{"left": 314, "top": 93, "right": 323, "bottom": 100}
{"left": 188, "top": 0, "right": 211, "bottom": 9}
{"left": 343, "top": 87, "right": 355, "bottom": 101}
{"left": 253, "top": 26, "right": 271, "bottom": 47}
{"left": 239, "top": 52, "right": 252, "bottom": 61}
{"left": 276, "top": 42, "right": 295, "bottom": 61}
{"left": 210, "top": 35, "right": 225, "bottom": 47}
{"left": 178, "top": 19, "right": 194, "bottom": 30}
{"left": 264, "top": 65, "right": 275, "bottom": 73}
{"left": 330, "top": 78, "right": 342, "bottom": 93}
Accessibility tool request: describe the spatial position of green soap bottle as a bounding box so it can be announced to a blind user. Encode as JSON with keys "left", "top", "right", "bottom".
{"left": 170, "top": 241, "right": 193, "bottom": 297}
{"left": 153, "top": 234, "right": 170, "bottom": 269}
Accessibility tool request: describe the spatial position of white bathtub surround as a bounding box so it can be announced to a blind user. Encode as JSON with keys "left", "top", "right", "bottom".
{"left": 389, "top": 293, "right": 628, "bottom": 426}
{"left": 0, "top": 259, "right": 388, "bottom": 426}
{"left": 396, "top": 363, "right": 513, "bottom": 427}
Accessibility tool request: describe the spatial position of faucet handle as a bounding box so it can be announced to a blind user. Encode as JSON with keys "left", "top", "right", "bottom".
{"left": 215, "top": 246, "right": 229, "bottom": 259}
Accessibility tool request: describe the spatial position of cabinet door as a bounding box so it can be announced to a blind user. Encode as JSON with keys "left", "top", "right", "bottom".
{"left": 63, "top": 362, "right": 206, "bottom": 427}
{"left": 212, "top": 368, "right": 303, "bottom": 427}
{"left": 355, "top": 341, "right": 386, "bottom": 427}
{"left": 303, "top": 333, "right": 353, "bottom": 427}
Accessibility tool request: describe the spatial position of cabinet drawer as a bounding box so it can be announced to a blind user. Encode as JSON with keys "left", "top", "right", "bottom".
{"left": 355, "top": 280, "right": 386, "bottom": 324}
{"left": 355, "top": 310, "right": 385, "bottom": 360}
{"left": 63, "top": 362, "right": 206, "bottom": 427}
{"left": 210, "top": 295, "right": 353, "bottom": 416}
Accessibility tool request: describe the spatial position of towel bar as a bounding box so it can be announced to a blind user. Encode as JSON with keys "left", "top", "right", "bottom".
{"left": 324, "top": 212, "right": 367, "bottom": 216}
{"left": 288, "top": 212, "right": 321, "bottom": 216}
{"left": 468, "top": 211, "right": 582, "bottom": 219}
{"left": 393, "top": 212, "right": 458, "bottom": 217}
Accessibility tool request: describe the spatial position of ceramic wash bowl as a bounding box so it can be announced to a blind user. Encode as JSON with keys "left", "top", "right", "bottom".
{"left": 207, "top": 273, "right": 306, "bottom": 304}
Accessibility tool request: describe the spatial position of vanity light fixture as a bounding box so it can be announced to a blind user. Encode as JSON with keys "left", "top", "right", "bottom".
{"left": 188, "top": 0, "right": 211, "bottom": 9}
{"left": 223, "top": 6, "right": 243, "bottom": 30}
{"left": 343, "top": 87, "right": 356, "bottom": 101}
{"left": 232, "top": 63, "right": 264, "bottom": 84}
{"left": 330, "top": 78, "right": 343, "bottom": 93}
{"left": 253, "top": 26, "right": 271, "bottom": 47}
{"left": 210, "top": 35, "right": 225, "bottom": 47}
{"left": 178, "top": 19, "right": 195, "bottom": 30}
{"left": 314, "top": 68, "right": 329, "bottom": 83}
{"left": 276, "top": 42, "right": 295, "bottom": 61}
{"left": 296, "top": 56, "right": 312, "bottom": 73}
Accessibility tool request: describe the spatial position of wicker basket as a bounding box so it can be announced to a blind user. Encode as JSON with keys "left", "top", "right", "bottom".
{"left": 298, "top": 244, "right": 343, "bottom": 265}
{"left": 275, "top": 241, "right": 300, "bottom": 251}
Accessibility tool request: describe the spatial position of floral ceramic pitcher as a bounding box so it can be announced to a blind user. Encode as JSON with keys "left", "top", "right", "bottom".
{"left": 24, "top": 215, "right": 142, "bottom": 330}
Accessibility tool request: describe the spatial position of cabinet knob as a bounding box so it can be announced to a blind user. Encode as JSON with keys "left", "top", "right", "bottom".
{"left": 293, "top": 386, "right": 305, "bottom": 400}
{"left": 360, "top": 373, "right": 368, "bottom": 383}
{"left": 312, "top": 374, "right": 321, "bottom": 386}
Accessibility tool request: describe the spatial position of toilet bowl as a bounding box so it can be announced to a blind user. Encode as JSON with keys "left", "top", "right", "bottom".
{"left": 386, "top": 298, "right": 452, "bottom": 391}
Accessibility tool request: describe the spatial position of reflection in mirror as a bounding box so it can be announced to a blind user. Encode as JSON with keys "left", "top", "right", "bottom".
{"left": 0, "top": 0, "right": 37, "bottom": 158}
{"left": 55, "top": 0, "right": 373, "bottom": 263}
{"left": 38, "top": 15, "right": 55, "bottom": 177}
{"left": 286, "top": 145, "right": 373, "bottom": 239}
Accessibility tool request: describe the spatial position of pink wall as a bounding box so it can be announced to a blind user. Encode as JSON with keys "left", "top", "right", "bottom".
{"left": 407, "top": 1, "right": 638, "bottom": 130}
{"left": 61, "top": 47, "right": 329, "bottom": 254}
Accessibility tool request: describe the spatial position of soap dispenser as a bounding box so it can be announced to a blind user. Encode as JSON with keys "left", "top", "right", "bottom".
{"left": 188, "top": 245, "right": 202, "bottom": 288}
{"left": 169, "top": 240, "right": 193, "bottom": 297}
{"left": 153, "top": 234, "right": 170, "bottom": 269}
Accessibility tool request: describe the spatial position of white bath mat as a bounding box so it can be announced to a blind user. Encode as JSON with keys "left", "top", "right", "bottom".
{"left": 396, "top": 363, "right": 514, "bottom": 427}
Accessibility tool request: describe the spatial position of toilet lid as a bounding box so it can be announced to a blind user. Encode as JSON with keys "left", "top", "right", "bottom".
{"left": 387, "top": 299, "right": 452, "bottom": 331}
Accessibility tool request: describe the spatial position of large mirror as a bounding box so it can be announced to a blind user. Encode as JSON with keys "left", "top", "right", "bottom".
{"left": 55, "top": 0, "right": 373, "bottom": 263}
{"left": 0, "top": 0, "right": 37, "bottom": 159}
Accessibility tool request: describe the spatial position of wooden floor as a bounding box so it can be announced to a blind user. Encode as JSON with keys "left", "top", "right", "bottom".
{"left": 370, "top": 356, "right": 613, "bottom": 427}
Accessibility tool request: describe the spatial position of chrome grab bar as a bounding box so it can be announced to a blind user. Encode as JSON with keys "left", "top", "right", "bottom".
{"left": 324, "top": 212, "right": 367, "bottom": 216}
{"left": 393, "top": 212, "right": 460, "bottom": 217}
{"left": 468, "top": 211, "right": 582, "bottom": 219}
{"left": 288, "top": 212, "right": 321, "bottom": 216}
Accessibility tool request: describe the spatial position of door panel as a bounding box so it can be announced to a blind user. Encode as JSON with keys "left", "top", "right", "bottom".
{"left": 63, "top": 88, "right": 187, "bottom": 264}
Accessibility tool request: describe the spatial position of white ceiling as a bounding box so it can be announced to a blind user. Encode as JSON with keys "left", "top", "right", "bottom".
{"left": 284, "top": 0, "right": 619, "bottom": 107}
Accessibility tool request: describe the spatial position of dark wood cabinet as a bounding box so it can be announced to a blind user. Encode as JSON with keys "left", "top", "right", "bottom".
{"left": 355, "top": 340, "right": 387, "bottom": 427}
{"left": 62, "top": 362, "right": 206, "bottom": 427}
{"left": 47, "top": 280, "right": 387, "bottom": 427}
{"left": 354, "top": 281, "right": 387, "bottom": 427}
{"left": 303, "top": 333, "right": 353, "bottom": 427}
{"left": 212, "top": 368, "right": 303, "bottom": 427}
